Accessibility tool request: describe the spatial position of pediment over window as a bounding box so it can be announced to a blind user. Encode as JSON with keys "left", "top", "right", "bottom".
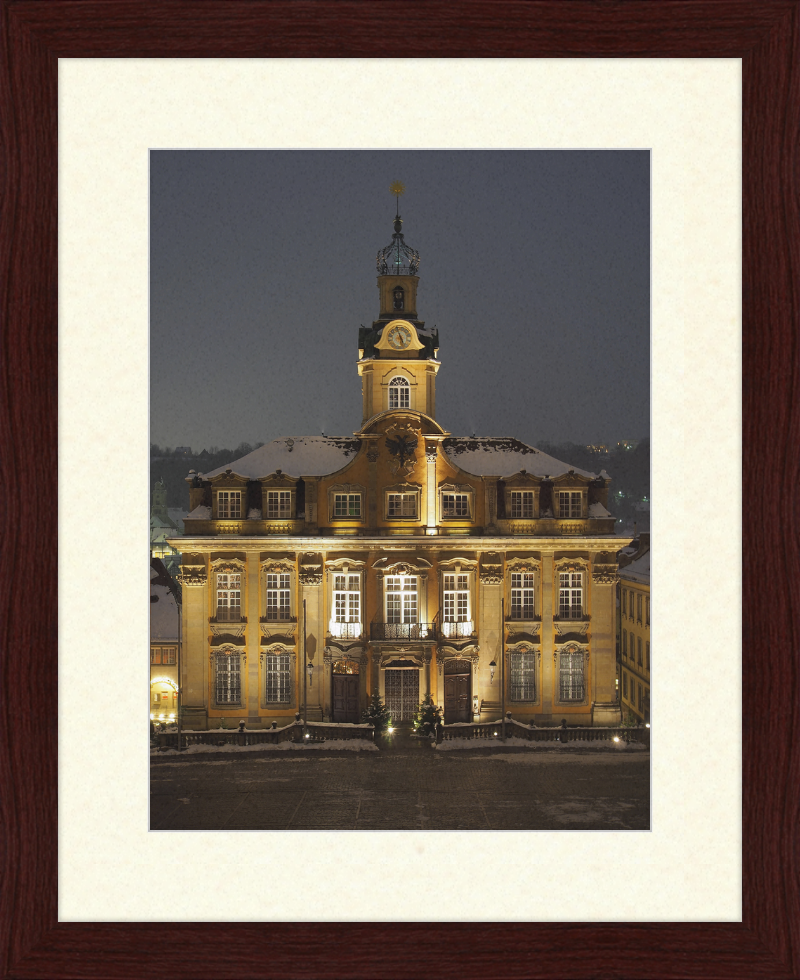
{"left": 259, "top": 471, "right": 298, "bottom": 489}
{"left": 438, "top": 481, "right": 474, "bottom": 494}
{"left": 373, "top": 556, "right": 432, "bottom": 574}
{"left": 504, "top": 471, "right": 543, "bottom": 488}
{"left": 550, "top": 472, "right": 592, "bottom": 487}
{"left": 208, "top": 469, "right": 248, "bottom": 488}
{"left": 383, "top": 482, "right": 422, "bottom": 494}
{"left": 324, "top": 558, "right": 367, "bottom": 572}
{"left": 437, "top": 557, "right": 478, "bottom": 570}
{"left": 554, "top": 556, "right": 589, "bottom": 572}
{"left": 210, "top": 557, "right": 245, "bottom": 574}
{"left": 328, "top": 483, "right": 366, "bottom": 495}
{"left": 506, "top": 556, "right": 541, "bottom": 573}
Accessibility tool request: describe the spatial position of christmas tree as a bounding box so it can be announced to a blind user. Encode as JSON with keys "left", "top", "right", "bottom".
{"left": 413, "top": 694, "right": 442, "bottom": 737}
{"left": 361, "top": 693, "right": 392, "bottom": 734}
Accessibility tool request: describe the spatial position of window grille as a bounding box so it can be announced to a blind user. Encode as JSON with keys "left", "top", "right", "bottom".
{"left": 265, "top": 653, "right": 291, "bottom": 702}
{"left": 558, "top": 491, "right": 582, "bottom": 518}
{"left": 559, "top": 649, "right": 585, "bottom": 701}
{"left": 388, "top": 376, "right": 410, "bottom": 409}
{"left": 334, "top": 493, "right": 361, "bottom": 517}
{"left": 442, "top": 493, "right": 469, "bottom": 518}
{"left": 385, "top": 575, "right": 417, "bottom": 624}
{"left": 217, "top": 491, "right": 241, "bottom": 519}
{"left": 215, "top": 653, "right": 241, "bottom": 704}
{"left": 387, "top": 493, "right": 416, "bottom": 518}
{"left": 558, "top": 572, "right": 583, "bottom": 619}
{"left": 267, "top": 490, "right": 292, "bottom": 519}
{"left": 510, "top": 572, "right": 535, "bottom": 619}
{"left": 510, "top": 649, "right": 536, "bottom": 701}
{"left": 216, "top": 573, "right": 241, "bottom": 622}
{"left": 509, "top": 491, "right": 534, "bottom": 519}
{"left": 333, "top": 574, "right": 360, "bottom": 623}
{"left": 266, "top": 573, "right": 291, "bottom": 620}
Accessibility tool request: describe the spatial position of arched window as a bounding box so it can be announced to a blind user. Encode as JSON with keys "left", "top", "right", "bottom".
{"left": 393, "top": 286, "right": 405, "bottom": 310}
{"left": 388, "top": 376, "right": 410, "bottom": 409}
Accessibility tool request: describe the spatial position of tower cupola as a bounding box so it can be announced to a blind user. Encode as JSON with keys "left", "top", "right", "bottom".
{"left": 375, "top": 182, "right": 421, "bottom": 318}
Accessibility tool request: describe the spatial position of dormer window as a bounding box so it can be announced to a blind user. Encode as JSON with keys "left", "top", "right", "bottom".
{"left": 266, "top": 490, "right": 293, "bottom": 519}
{"left": 393, "top": 286, "right": 405, "bottom": 310}
{"left": 217, "top": 491, "right": 241, "bottom": 519}
{"left": 389, "top": 376, "right": 410, "bottom": 409}
{"left": 509, "top": 491, "right": 534, "bottom": 519}
{"left": 558, "top": 491, "right": 583, "bottom": 519}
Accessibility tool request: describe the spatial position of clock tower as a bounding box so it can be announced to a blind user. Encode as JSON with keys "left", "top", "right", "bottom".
{"left": 357, "top": 192, "right": 441, "bottom": 423}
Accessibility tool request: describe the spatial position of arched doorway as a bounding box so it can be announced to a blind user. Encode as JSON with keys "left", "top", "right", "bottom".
{"left": 332, "top": 659, "right": 360, "bottom": 723}
{"left": 150, "top": 677, "right": 178, "bottom": 722}
{"left": 443, "top": 659, "right": 471, "bottom": 723}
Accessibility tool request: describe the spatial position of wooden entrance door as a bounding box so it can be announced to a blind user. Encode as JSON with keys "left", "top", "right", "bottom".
{"left": 332, "top": 660, "right": 360, "bottom": 723}
{"left": 444, "top": 660, "right": 471, "bottom": 722}
{"left": 384, "top": 669, "right": 419, "bottom": 721}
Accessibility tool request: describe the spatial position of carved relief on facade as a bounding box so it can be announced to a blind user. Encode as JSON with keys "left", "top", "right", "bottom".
{"left": 591, "top": 563, "right": 619, "bottom": 585}
{"left": 385, "top": 420, "right": 420, "bottom": 476}
{"left": 425, "top": 443, "right": 438, "bottom": 463}
{"left": 506, "top": 556, "right": 541, "bottom": 575}
{"left": 479, "top": 554, "right": 503, "bottom": 584}
{"left": 210, "top": 557, "right": 246, "bottom": 575}
{"left": 299, "top": 552, "right": 322, "bottom": 586}
{"left": 553, "top": 556, "right": 589, "bottom": 573}
{"left": 324, "top": 557, "right": 366, "bottom": 580}
{"left": 177, "top": 564, "right": 207, "bottom": 587}
{"left": 373, "top": 556, "right": 432, "bottom": 579}
{"left": 554, "top": 620, "right": 590, "bottom": 636}
{"left": 260, "top": 624, "right": 296, "bottom": 639}
{"left": 210, "top": 623, "right": 246, "bottom": 638}
{"left": 210, "top": 643, "right": 246, "bottom": 662}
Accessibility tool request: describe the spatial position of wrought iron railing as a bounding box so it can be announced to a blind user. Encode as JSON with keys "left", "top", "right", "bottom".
{"left": 438, "top": 718, "right": 649, "bottom": 747}
{"left": 370, "top": 622, "right": 437, "bottom": 641}
{"left": 439, "top": 620, "right": 475, "bottom": 638}
{"left": 214, "top": 608, "right": 243, "bottom": 623}
{"left": 153, "top": 719, "right": 375, "bottom": 751}
{"left": 328, "top": 622, "right": 363, "bottom": 639}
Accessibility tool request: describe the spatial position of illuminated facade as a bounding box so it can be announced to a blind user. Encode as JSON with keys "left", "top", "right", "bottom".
{"left": 618, "top": 534, "right": 650, "bottom": 723}
{"left": 170, "top": 208, "right": 629, "bottom": 730}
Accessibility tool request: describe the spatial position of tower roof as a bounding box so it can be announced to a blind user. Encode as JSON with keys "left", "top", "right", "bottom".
{"left": 376, "top": 212, "right": 420, "bottom": 277}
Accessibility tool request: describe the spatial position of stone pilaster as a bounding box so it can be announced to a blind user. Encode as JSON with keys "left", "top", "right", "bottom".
{"left": 246, "top": 550, "right": 260, "bottom": 726}
{"left": 424, "top": 441, "right": 437, "bottom": 531}
{"left": 541, "top": 552, "right": 554, "bottom": 719}
{"left": 177, "top": 559, "right": 209, "bottom": 730}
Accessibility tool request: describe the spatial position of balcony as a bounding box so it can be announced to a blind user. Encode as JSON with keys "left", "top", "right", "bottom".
{"left": 439, "top": 620, "right": 475, "bottom": 639}
{"left": 370, "top": 622, "right": 437, "bottom": 641}
{"left": 328, "top": 621, "right": 363, "bottom": 639}
{"left": 213, "top": 608, "right": 244, "bottom": 624}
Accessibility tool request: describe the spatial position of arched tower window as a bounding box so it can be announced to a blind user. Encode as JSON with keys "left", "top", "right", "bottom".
{"left": 388, "top": 376, "right": 410, "bottom": 409}
{"left": 393, "top": 286, "right": 405, "bottom": 310}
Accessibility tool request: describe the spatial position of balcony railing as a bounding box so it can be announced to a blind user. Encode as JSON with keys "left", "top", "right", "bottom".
{"left": 328, "top": 621, "right": 363, "bottom": 639}
{"left": 553, "top": 610, "right": 589, "bottom": 622}
{"left": 370, "top": 622, "right": 437, "bottom": 641}
{"left": 214, "top": 607, "right": 243, "bottom": 623}
{"left": 440, "top": 620, "right": 475, "bottom": 639}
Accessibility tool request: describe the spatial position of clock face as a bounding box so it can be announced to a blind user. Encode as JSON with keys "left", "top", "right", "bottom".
{"left": 388, "top": 324, "right": 412, "bottom": 350}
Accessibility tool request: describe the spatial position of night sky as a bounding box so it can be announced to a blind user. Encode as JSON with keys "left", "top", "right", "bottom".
{"left": 150, "top": 150, "right": 649, "bottom": 452}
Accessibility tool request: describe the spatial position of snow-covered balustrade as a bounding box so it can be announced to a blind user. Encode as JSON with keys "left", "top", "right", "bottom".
{"left": 438, "top": 719, "right": 649, "bottom": 746}
{"left": 154, "top": 719, "right": 375, "bottom": 749}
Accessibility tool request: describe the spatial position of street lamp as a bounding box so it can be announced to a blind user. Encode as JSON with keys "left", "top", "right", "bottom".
{"left": 307, "top": 660, "right": 314, "bottom": 687}
{"left": 489, "top": 660, "right": 496, "bottom": 685}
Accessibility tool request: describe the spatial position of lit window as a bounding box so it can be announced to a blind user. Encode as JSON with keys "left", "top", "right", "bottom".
{"left": 215, "top": 653, "right": 241, "bottom": 704}
{"left": 333, "top": 574, "right": 361, "bottom": 630}
{"left": 151, "top": 648, "right": 161, "bottom": 665}
{"left": 558, "top": 572, "right": 583, "bottom": 619}
{"left": 510, "top": 649, "right": 536, "bottom": 701}
{"left": 510, "top": 572, "right": 535, "bottom": 620}
{"left": 442, "top": 574, "right": 470, "bottom": 637}
{"left": 216, "top": 573, "right": 241, "bottom": 622}
{"left": 388, "top": 376, "right": 410, "bottom": 409}
{"left": 385, "top": 575, "right": 417, "bottom": 624}
{"left": 559, "top": 648, "right": 585, "bottom": 701}
{"left": 442, "top": 493, "right": 469, "bottom": 518}
{"left": 267, "top": 490, "right": 292, "bottom": 519}
{"left": 387, "top": 492, "right": 416, "bottom": 518}
{"left": 217, "top": 491, "right": 241, "bottom": 519}
{"left": 334, "top": 493, "right": 361, "bottom": 517}
{"left": 509, "top": 491, "right": 534, "bottom": 519}
{"left": 558, "top": 491, "right": 582, "bottom": 519}
{"left": 266, "top": 573, "right": 291, "bottom": 621}
{"left": 162, "top": 647, "right": 176, "bottom": 665}
{"left": 265, "top": 653, "right": 291, "bottom": 703}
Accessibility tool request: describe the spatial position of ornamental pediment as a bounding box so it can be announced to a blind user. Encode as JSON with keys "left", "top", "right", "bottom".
{"left": 208, "top": 469, "right": 248, "bottom": 487}
{"left": 373, "top": 556, "right": 432, "bottom": 575}
{"left": 259, "top": 471, "right": 298, "bottom": 488}
{"left": 554, "top": 556, "right": 589, "bottom": 572}
{"left": 504, "top": 471, "right": 543, "bottom": 488}
{"left": 506, "top": 556, "right": 541, "bottom": 573}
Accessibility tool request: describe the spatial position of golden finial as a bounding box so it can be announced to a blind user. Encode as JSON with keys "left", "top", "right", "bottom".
{"left": 389, "top": 180, "right": 405, "bottom": 196}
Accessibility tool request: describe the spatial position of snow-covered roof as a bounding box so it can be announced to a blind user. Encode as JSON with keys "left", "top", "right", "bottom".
{"left": 620, "top": 551, "right": 650, "bottom": 585}
{"left": 150, "top": 566, "right": 179, "bottom": 641}
{"left": 202, "top": 436, "right": 361, "bottom": 480}
{"left": 588, "top": 501, "right": 612, "bottom": 518}
{"left": 441, "top": 438, "right": 599, "bottom": 479}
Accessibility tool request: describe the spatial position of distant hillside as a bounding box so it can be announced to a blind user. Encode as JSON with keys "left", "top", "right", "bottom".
{"left": 150, "top": 443, "right": 263, "bottom": 510}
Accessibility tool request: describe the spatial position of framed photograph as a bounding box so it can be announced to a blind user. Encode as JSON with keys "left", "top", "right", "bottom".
{"left": 2, "top": 2, "right": 792, "bottom": 977}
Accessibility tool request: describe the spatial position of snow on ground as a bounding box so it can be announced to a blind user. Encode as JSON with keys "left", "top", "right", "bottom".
{"left": 152, "top": 739, "right": 378, "bottom": 756}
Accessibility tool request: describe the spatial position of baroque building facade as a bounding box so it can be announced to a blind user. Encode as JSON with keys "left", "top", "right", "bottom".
{"left": 170, "top": 209, "right": 628, "bottom": 730}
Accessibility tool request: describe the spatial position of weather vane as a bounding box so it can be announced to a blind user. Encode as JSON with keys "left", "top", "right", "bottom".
{"left": 390, "top": 180, "right": 405, "bottom": 217}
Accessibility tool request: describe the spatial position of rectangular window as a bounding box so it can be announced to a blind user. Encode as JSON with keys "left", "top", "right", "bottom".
{"left": 265, "top": 653, "right": 291, "bottom": 703}
{"left": 510, "top": 572, "right": 535, "bottom": 620}
{"left": 622, "top": 630, "right": 627, "bottom": 659}
{"left": 151, "top": 648, "right": 161, "bottom": 665}
{"left": 217, "top": 491, "right": 241, "bottom": 519}
{"left": 266, "top": 573, "right": 291, "bottom": 621}
{"left": 333, "top": 493, "right": 361, "bottom": 517}
{"left": 638, "top": 683, "right": 643, "bottom": 711}
{"left": 216, "top": 573, "right": 241, "bottom": 622}
{"left": 636, "top": 594, "right": 643, "bottom": 623}
{"left": 637, "top": 637, "right": 643, "bottom": 666}
{"left": 510, "top": 650, "right": 537, "bottom": 701}
{"left": 267, "top": 490, "right": 292, "bottom": 519}
{"left": 333, "top": 574, "right": 361, "bottom": 623}
{"left": 622, "top": 590, "right": 627, "bottom": 616}
{"left": 442, "top": 493, "right": 469, "bottom": 518}
{"left": 389, "top": 382, "right": 410, "bottom": 409}
{"left": 215, "top": 654, "right": 241, "bottom": 704}
{"left": 442, "top": 574, "right": 470, "bottom": 636}
{"left": 558, "top": 572, "right": 583, "bottom": 619}
{"left": 646, "top": 641, "right": 650, "bottom": 671}
{"left": 152, "top": 690, "right": 160, "bottom": 703}
{"left": 646, "top": 596, "right": 650, "bottom": 625}
{"left": 385, "top": 575, "right": 417, "bottom": 624}
{"left": 509, "top": 490, "right": 534, "bottom": 519}
{"left": 559, "top": 649, "right": 585, "bottom": 701}
{"left": 622, "top": 672, "right": 628, "bottom": 699}
{"left": 387, "top": 493, "right": 416, "bottom": 518}
{"left": 558, "top": 491, "right": 582, "bottom": 519}
{"left": 162, "top": 647, "right": 176, "bottom": 665}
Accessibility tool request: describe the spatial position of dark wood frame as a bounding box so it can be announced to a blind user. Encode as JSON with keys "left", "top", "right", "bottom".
{"left": 0, "top": 1, "right": 795, "bottom": 977}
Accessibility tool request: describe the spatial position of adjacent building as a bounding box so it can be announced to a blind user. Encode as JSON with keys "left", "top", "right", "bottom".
{"left": 169, "top": 206, "right": 630, "bottom": 731}
{"left": 150, "top": 557, "right": 180, "bottom": 722}
{"left": 618, "top": 533, "right": 650, "bottom": 723}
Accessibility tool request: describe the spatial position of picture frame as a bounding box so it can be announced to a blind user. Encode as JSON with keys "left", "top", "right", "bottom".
{"left": 1, "top": 1, "right": 793, "bottom": 976}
